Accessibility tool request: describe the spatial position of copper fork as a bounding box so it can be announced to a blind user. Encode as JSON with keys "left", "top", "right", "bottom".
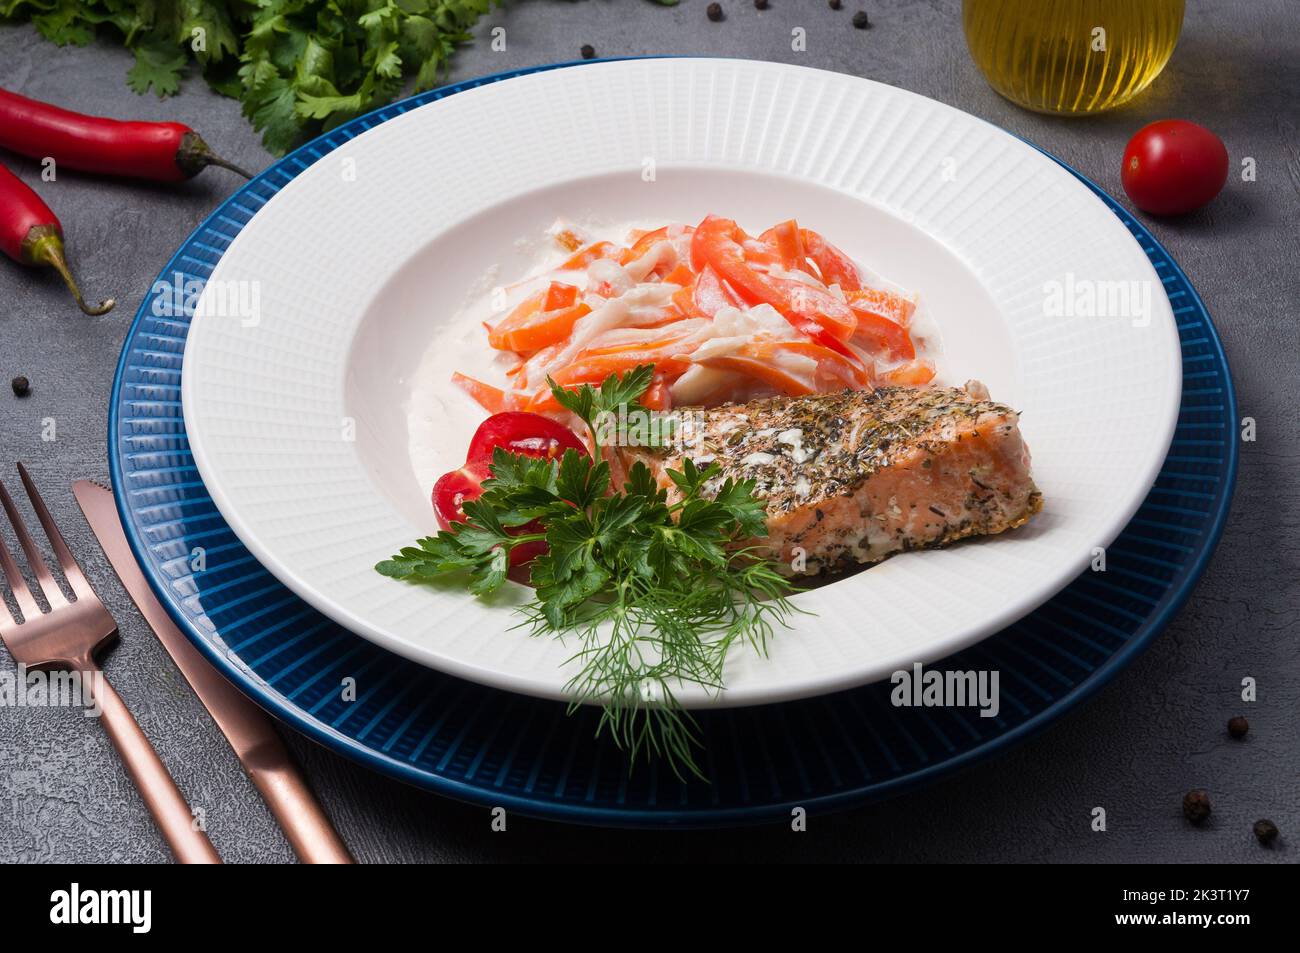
{"left": 0, "top": 463, "right": 221, "bottom": 863}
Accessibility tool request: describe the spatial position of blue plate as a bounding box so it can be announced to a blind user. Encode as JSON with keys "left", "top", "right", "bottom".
{"left": 109, "top": 60, "right": 1237, "bottom": 827}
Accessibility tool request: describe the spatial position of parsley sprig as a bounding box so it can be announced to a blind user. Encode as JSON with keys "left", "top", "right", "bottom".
{"left": 377, "top": 365, "right": 800, "bottom": 778}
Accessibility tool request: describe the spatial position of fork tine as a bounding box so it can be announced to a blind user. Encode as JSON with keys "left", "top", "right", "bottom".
{"left": 0, "top": 474, "right": 68, "bottom": 610}
{"left": 17, "top": 463, "right": 93, "bottom": 600}
{"left": 0, "top": 516, "right": 40, "bottom": 623}
{"left": 0, "top": 581, "right": 14, "bottom": 630}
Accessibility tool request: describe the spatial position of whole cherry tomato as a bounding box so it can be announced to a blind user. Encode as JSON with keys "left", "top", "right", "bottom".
{"left": 1121, "top": 120, "right": 1229, "bottom": 216}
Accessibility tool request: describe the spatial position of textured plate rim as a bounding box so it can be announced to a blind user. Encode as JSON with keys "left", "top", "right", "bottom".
{"left": 109, "top": 58, "right": 1236, "bottom": 827}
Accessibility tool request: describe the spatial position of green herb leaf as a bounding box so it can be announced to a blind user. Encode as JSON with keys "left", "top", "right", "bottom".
{"left": 31, "top": 0, "right": 95, "bottom": 46}
{"left": 592, "top": 364, "right": 657, "bottom": 416}
{"left": 126, "top": 35, "right": 188, "bottom": 97}
{"left": 177, "top": 0, "right": 240, "bottom": 66}
{"left": 555, "top": 449, "right": 609, "bottom": 510}
{"left": 622, "top": 459, "right": 666, "bottom": 502}
{"left": 548, "top": 363, "right": 657, "bottom": 458}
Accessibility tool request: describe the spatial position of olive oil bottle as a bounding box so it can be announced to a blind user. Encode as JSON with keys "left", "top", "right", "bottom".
{"left": 963, "top": 0, "right": 1185, "bottom": 115}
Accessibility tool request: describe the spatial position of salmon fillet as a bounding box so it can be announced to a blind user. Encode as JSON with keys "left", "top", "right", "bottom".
{"left": 621, "top": 382, "right": 1042, "bottom": 575}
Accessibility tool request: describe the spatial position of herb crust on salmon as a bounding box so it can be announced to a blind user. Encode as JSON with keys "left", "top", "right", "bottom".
{"left": 622, "top": 382, "right": 1042, "bottom": 574}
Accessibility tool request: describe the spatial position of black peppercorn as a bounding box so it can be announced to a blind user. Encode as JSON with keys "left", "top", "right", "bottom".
{"left": 1183, "top": 789, "right": 1211, "bottom": 824}
{"left": 707, "top": 2, "right": 723, "bottom": 21}
{"left": 11, "top": 376, "right": 30, "bottom": 397}
{"left": 580, "top": 44, "right": 595, "bottom": 60}
{"left": 853, "top": 10, "right": 871, "bottom": 29}
{"left": 755, "top": 0, "right": 769, "bottom": 8}
{"left": 1227, "top": 715, "right": 1248, "bottom": 738}
{"left": 829, "top": 0, "right": 843, "bottom": 9}
{"left": 1253, "top": 819, "right": 1279, "bottom": 846}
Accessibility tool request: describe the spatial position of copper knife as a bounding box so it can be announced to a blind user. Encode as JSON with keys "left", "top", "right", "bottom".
{"left": 73, "top": 480, "right": 355, "bottom": 864}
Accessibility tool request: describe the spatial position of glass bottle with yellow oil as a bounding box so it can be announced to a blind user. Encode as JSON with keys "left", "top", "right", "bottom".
{"left": 963, "top": 0, "right": 1185, "bottom": 115}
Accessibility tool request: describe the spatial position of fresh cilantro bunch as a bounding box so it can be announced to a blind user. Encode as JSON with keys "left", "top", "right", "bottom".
{"left": 2, "top": 0, "right": 496, "bottom": 154}
{"left": 377, "top": 365, "right": 799, "bottom": 779}
{"left": 2, "top": 1, "right": 679, "bottom": 155}
{"left": 236, "top": 0, "right": 499, "bottom": 153}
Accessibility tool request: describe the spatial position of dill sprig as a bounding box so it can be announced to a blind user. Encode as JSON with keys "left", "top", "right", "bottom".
{"left": 376, "top": 365, "right": 803, "bottom": 779}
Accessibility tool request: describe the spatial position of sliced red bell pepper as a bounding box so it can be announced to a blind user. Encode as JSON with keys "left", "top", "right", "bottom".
{"left": 691, "top": 215, "right": 857, "bottom": 343}
{"left": 758, "top": 219, "right": 806, "bottom": 271}
{"left": 800, "top": 228, "right": 862, "bottom": 291}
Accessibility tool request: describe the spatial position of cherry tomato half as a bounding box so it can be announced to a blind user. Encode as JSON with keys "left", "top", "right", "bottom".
{"left": 432, "top": 412, "right": 589, "bottom": 570}
{"left": 465, "top": 411, "right": 587, "bottom": 464}
{"left": 1121, "top": 120, "right": 1229, "bottom": 216}
{"left": 430, "top": 459, "right": 547, "bottom": 568}
{"left": 432, "top": 458, "right": 492, "bottom": 530}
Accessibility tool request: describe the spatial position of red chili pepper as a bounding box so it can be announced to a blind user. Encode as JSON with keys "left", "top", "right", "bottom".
{"left": 0, "top": 161, "right": 113, "bottom": 315}
{"left": 0, "top": 88, "right": 252, "bottom": 182}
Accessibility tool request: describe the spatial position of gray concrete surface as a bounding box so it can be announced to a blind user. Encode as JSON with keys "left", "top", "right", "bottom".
{"left": 0, "top": 0, "right": 1296, "bottom": 863}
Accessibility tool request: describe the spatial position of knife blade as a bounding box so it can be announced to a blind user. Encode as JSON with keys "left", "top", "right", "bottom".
{"left": 73, "top": 480, "right": 354, "bottom": 864}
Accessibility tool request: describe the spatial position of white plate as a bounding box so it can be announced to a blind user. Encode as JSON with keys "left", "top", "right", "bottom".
{"left": 182, "top": 59, "right": 1180, "bottom": 708}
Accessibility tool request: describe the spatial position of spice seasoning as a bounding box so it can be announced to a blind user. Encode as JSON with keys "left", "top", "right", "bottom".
{"left": 580, "top": 44, "right": 596, "bottom": 60}
{"left": 707, "top": 2, "right": 723, "bottom": 21}
{"left": 1227, "top": 715, "right": 1248, "bottom": 738}
{"left": 1253, "top": 819, "right": 1279, "bottom": 846}
{"left": 755, "top": 0, "right": 770, "bottom": 8}
{"left": 631, "top": 385, "right": 1040, "bottom": 574}
{"left": 1182, "top": 789, "right": 1211, "bottom": 824}
{"left": 10, "top": 375, "right": 30, "bottom": 397}
{"left": 853, "top": 10, "right": 871, "bottom": 29}
{"left": 829, "top": 0, "right": 843, "bottom": 9}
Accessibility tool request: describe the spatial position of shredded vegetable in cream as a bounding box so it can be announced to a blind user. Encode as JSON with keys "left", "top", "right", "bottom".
{"left": 452, "top": 215, "right": 934, "bottom": 416}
